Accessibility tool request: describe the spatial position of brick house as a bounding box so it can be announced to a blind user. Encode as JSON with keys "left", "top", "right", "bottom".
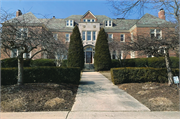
{"left": 1, "top": 9, "right": 176, "bottom": 64}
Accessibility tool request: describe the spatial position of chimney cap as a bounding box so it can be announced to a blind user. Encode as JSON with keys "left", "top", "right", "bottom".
{"left": 117, "top": 18, "right": 125, "bottom": 19}
{"left": 160, "top": 8, "right": 164, "bottom": 11}
{"left": 53, "top": 16, "right": 55, "bottom": 18}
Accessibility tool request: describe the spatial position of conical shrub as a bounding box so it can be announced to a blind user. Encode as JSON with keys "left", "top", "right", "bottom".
{"left": 67, "top": 25, "right": 84, "bottom": 70}
{"left": 94, "top": 28, "right": 111, "bottom": 71}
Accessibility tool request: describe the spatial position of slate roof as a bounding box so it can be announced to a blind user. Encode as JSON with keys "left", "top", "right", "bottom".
{"left": 136, "top": 13, "right": 170, "bottom": 25}
{"left": 4, "top": 11, "right": 174, "bottom": 32}
{"left": 6, "top": 12, "right": 41, "bottom": 24}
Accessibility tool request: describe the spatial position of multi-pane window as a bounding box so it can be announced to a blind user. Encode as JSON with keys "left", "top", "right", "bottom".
{"left": 66, "top": 20, "right": 74, "bottom": 27}
{"left": 108, "top": 34, "right": 113, "bottom": 42}
{"left": 23, "top": 52, "right": 31, "bottom": 59}
{"left": 66, "top": 20, "right": 69, "bottom": 26}
{"left": 93, "top": 31, "right": 96, "bottom": 41}
{"left": 83, "top": 19, "right": 95, "bottom": 22}
{"left": 53, "top": 34, "right": 58, "bottom": 40}
{"left": 82, "top": 31, "right": 97, "bottom": 41}
{"left": 17, "top": 28, "right": 28, "bottom": 39}
{"left": 11, "top": 48, "right": 18, "bottom": 58}
{"left": 65, "top": 34, "right": 70, "bottom": 42}
{"left": 151, "top": 29, "right": 161, "bottom": 39}
{"left": 70, "top": 20, "right": 73, "bottom": 26}
{"left": 82, "top": 31, "right": 86, "bottom": 40}
{"left": 120, "top": 34, "right": 125, "bottom": 42}
{"left": 109, "top": 21, "right": 112, "bottom": 26}
{"left": 131, "top": 51, "right": 135, "bottom": 58}
{"left": 87, "top": 31, "right": 91, "bottom": 41}
{"left": 105, "top": 20, "right": 112, "bottom": 27}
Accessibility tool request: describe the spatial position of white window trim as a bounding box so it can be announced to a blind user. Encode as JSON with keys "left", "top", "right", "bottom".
{"left": 120, "top": 34, "right": 125, "bottom": 42}
{"left": 105, "top": 20, "right": 112, "bottom": 27}
{"left": 53, "top": 33, "right": 58, "bottom": 40}
{"left": 66, "top": 20, "right": 74, "bottom": 27}
{"left": 82, "top": 31, "right": 97, "bottom": 41}
{"left": 130, "top": 51, "right": 135, "bottom": 58}
{"left": 65, "top": 34, "right": 70, "bottom": 42}
{"left": 83, "top": 19, "right": 96, "bottom": 22}
{"left": 93, "top": 31, "right": 96, "bottom": 41}
{"left": 11, "top": 48, "right": 18, "bottom": 58}
{"left": 150, "top": 29, "right": 162, "bottom": 39}
{"left": 121, "top": 51, "right": 123, "bottom": 59}
{"left": 131, "top": 32, "right": 134, "bottom": 42}
{"left": 87, "top": 31, "right": 91, "bottom": 41}
{"left": 23, "top": 52, "right": 31, "bottom": 59}
{"left": 82, "top": 31, "right": 86, "bottom": 41}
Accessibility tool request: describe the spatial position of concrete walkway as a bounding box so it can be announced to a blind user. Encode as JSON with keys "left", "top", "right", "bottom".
{"left": 1, "top": 72, "right": 180, "bottom": 119}
{"left": 71, "top": 72, "right": 150, "bottom": 112}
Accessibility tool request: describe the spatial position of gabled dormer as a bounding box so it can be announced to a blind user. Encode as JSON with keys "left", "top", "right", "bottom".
{"left": 66, "top": 19, "right": 74, "bottom": 27}
{"left": 81, "top": 10, "right": 97, "bottom": 22}
{"left": 104, "top": 19, "right": 113, "bottom": 27}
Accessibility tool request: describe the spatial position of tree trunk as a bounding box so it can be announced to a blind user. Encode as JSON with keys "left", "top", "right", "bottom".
{"left": 17, "top": 58, "right": 24, "bottom": 85}
{"left": 164, "top": 48, "right": 173, "bottom": 86}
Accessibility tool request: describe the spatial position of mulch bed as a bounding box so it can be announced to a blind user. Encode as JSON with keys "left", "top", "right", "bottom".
{"left": 1, "top": 83, "right": 78, "bottom": 112}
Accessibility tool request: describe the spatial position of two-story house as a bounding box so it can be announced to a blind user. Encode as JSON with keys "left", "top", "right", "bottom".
{"left": 1, "top": 9, "right": 176, "bottom": 64}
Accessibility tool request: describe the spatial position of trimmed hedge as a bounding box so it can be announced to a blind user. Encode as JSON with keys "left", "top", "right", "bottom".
{"left": 61, "top": 60, "right": 68, "bottom": 67}
{"left": 1, "top": 67, "right": 81, "bottom": 85}
{"left": 30, "top": 59, "right": 56, "bottom": 67}
{"left": 111, "top": 57, "right": 179, "bottom": 68}
{"left": 111, "top": 67, "right": 179, "bottom": 85}
{"left": 111, "top": 59, "right": 121, "bottom": 68}
{"left": 1, "top": 58, "right": 30, "bottom": 67}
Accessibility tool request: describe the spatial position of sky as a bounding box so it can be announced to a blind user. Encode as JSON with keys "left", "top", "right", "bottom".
{"left": 0, "top": 0, "right": 159, "bottom": 20}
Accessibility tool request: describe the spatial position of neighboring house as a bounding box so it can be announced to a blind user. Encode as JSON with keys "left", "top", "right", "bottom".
{"left": 1, "top": 9, "right": 177, "bottom": 64}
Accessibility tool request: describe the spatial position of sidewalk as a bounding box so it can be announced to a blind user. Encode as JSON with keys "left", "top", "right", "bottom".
{"left": 1, "top": 72, "right": 180, "bottom": 119}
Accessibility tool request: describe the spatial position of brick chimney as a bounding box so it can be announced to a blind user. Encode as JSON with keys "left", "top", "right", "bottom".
{"left": 158, "top": 8, "right": 165, "bottom": 20}
{"left": 16, "top": 10, "right": 22, "bottom": 17}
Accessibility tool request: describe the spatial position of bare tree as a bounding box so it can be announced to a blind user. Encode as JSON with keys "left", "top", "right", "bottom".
{"left": 109, "top": 40, "right": 128, "bottom": 65}
{"left": 108, "top": 0, "right": 179, "bottom": 86}
{"left": 121, "top": 26, "right": 178, "bottom": 86}
{"left": 0, "top": 10, "right": 62, "bottom": 85}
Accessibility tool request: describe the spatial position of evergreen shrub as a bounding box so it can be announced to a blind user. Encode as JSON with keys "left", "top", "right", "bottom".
{"left": 67, "top": 25, "right": 84, "bottom": 70}
{"left": 1, "top": 67, "right": 81, "bottom": 85}
{"left": 1, "top": 58, "right": 30, "bottom": 67}
{"left": 94, "top": 28, "right": 111, "bottom": 71}
{"left": 120, "top": 57, "right": 179, "bottom": 68}
{"left": 61, "top": 60, "right": 68, "bottom": 67}
{"left": 30, "top": 59, "right": 56, "bottom": 67}
{"left": 111, "top": 67, "right": 179, "bottom": 85}
{"left": 111, "top": 59, "right": 121, "bottom": 68}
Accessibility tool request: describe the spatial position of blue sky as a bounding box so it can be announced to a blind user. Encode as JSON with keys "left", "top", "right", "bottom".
{"left": 1, "top": 0, "right": 159, "bottom": 19}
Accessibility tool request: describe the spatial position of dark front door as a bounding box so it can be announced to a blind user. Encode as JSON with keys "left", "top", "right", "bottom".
{"left": 86, "top": 52, "right": 92, "bottom": 63}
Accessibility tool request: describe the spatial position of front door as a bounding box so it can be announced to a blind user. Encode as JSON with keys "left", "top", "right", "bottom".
{"left": 86, "top": 52, "right": 92, "bottom": 63}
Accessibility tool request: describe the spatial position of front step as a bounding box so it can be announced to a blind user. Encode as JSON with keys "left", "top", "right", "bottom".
{"left": 84, "top": 64, "right": 94, "bottom": 71}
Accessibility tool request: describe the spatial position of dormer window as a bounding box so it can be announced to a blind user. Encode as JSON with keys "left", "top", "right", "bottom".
{"left": 105, "top": 20, "right": 112, "bottom": 27}
{"left": 66, "top": 20, "right": 74, "bottom": 27}
{"left": 83, "top": 19, "right": 96, "bottom": 22}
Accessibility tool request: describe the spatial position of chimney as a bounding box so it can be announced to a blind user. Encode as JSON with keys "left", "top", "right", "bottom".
{"left": 158, "top": 8, "right": 165, "bottom": 20}
{"left": 16, "top": 10, "right": 22, "bottom": 17}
